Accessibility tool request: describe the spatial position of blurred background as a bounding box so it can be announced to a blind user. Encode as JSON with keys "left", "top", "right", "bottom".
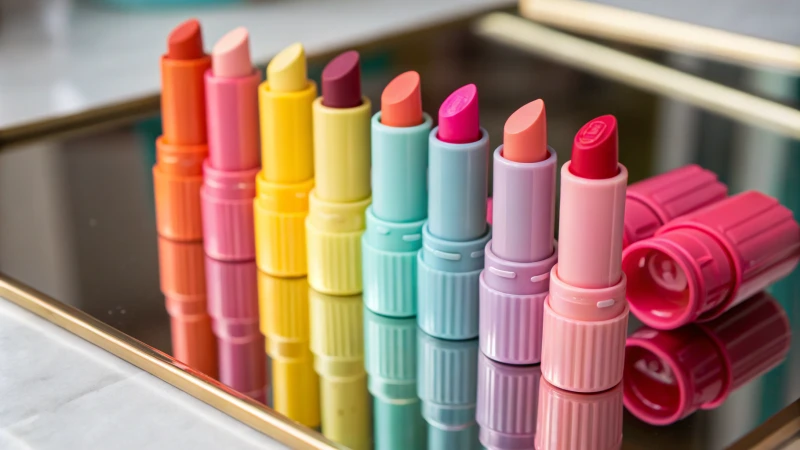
{"left": 0, "top": 1, "right": 798, "bottom": 449}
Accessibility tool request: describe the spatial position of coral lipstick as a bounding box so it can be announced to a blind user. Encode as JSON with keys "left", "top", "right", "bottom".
{"left": 418, "top": 84, "right": 491, "bottom": 340}
{"left": 201, "top": 27, "right": 265, "bottom": 402}
{"left": 381, "top": 71, "right": 423, "bottom": 127}
{"left": 540, "top": 115, "right": 629, "bottom": 394}
{"left": 479, "top": 99, "right": 557, "bottom": 367}
{"left": 154, "top": 18, "right": 217, "bottom": 378}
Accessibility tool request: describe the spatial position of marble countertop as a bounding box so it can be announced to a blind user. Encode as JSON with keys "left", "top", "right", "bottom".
{"left": 0, "top": 0, "right": 511, "bottom": 134}
{"left": 0, "top": 297, "right": 286, "bottom": 450}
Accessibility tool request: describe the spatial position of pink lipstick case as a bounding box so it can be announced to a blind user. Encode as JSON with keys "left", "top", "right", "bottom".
{"left": 624, "top": 292, "right": 790, "bottom": 425}
{"left": 623, "top": 190, "right": 800, "bottom": 329}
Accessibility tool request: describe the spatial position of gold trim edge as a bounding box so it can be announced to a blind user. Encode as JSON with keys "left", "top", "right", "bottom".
{"left": 0, "top": 273, "right": 344, "bottom": 450}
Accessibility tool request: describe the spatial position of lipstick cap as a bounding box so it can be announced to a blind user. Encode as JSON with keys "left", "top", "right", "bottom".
{"left": 270, "top": 347, "right": 320, "bottom": 428}
{"left": 254, "top": 174, "right": 312, "bottom": 277}
{"left": 535, "top": 379, "right": 623, "bottom": 450}
{"left": 306, "top": 190, "right": 371, "bottom": 295}
{"left": 165, "top": 293, "right": 218, "bottom": 379}
{"left": 201, "top": 161, "right": 258, "bottom": 261}
{"left": 624, "top": 165, "right": 727, "bottom": 248}
{"left": 158, "top": 237, "right": 206, "bottom": 298}
{"left": 479, "top": 241, "right": 557, "bottom": 364}
{"left": 476, "top": 352, "right": 540, "bottom": 450}
{"left": 153, "top": 138, "right": 206, "bottom": 241}
{"left": 363, "top": 207, "right": 425, "bottom": 317}
{"left": 257, "top": 273, "right": 310, "bottom": 359}
{"left": 417, "top": 330, "right": 480, "bottom": 448}
{"left": 418, "top": 224, "right": 492, "bottom": 339}
{"left": 623, "top": 191, "right": 800, "bottom": 329}
{"left": 541, "top": 265, "right": 628, "bottom": 393}
{"left": 365, "top": 310, "right": 426, "bottom": 450}
{"left": 371, "top": 112, "right": 431, "bottom": 222}
{"left": 624, "top": 292, "right": 790, "bottom": 425}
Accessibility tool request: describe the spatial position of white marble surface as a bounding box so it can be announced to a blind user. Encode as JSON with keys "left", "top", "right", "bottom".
{"left": 0, "top": 0, "right": 511, "bottom": 132}
{"left": 0, "top": 297, "right": 286, "bottom": 450}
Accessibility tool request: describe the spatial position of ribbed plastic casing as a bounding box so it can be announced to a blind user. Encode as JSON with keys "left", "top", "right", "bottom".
{"left": 153, "top": 138, "right": 206, "bottom": 241}
{"left": 417, "top": 329, "right": 479, "bottom": 448}
{"left": 363, "top": 207, "right": 425, "bottom": 317}
{"left": 306, "top": 191, "right": 371, "bottom": 295}
{"left": 476, "top": 352, "right": 541, "bottom": 450}
{"left": 201, "top": 162, "right": 259, "bottom": 261}
{"left": 541, "top": 266, "right": 628, "bottom": 393}
{"left": 254, "top": 174, "right": 313, "bottom": 277}
{"left": 364, "top": 309, "right": 425, "bottom": 450}
{"left": 418, "top": 223, "right": 492, "bottom": 340}
{"left": 535, "top": 379, "right": 623, "bottom": 450}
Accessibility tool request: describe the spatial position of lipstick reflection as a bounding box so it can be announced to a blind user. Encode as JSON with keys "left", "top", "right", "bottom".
{"left": 624, "top": 291, "right": 790, "bottom": 426}
{"left": 417, "top": 330, "right": 480, "bottom": 450}
{"left": 206, "top": 257, "right": 267, "bottom": 402}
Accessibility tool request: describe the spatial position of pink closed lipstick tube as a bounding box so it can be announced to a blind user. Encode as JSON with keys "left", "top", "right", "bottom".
{"left": 623, "top": 190, "right": 800, "bottom": 330}
{"left": 201, "top": 27, "right": 266, "bottom": 401}
{"left": 540, "top": 115, "right": 629, "bottom": 394}
{"left": 479, "top": 99, "right": 557, "bottom": 365}
{"left": 624, "top": 164, "right": 727, "bottom": 248}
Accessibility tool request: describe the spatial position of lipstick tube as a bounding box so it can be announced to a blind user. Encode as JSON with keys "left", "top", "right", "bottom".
{"left": 206, "top": 258, "right": 266, "bottom": 402}
{"left": 535, "top": 379, "right": 623, "bottom": 450}
{"left": 258, "top": 273, "right": 319, "bottom": 428}
{"left": 254, "top": 69, "right": 316, "bottom": 277}
{"left": 623, "top": 191, "right": 800, "bottom": 329}
{"left": 418, "top": 128, "right": 492, "bottom": 340}
{"left": 476, "top": 352, "right": 540, "bottom": 450}
{"left": 624, "top": 164, "right": 727, "bottom": 247}
{"left": 306, "top": 96, "right": 372, "bottom": 295}
{"left": 154, "top": 22, "right": 217, "bottom": 378}
{"left": 624, "top": 292, "right": 790, "bottom": 425}
{"left": 309, "top": 290, "right": 371, "bottom": 450}
{"left": 365, "top": 309, "right": 426, "bottom": 450}
{"left": 479, "top": 147, "right": 557, "bottom": 365}
{"left": 541, "top": 161, "right": 629, "bottom": 393}
{"left": 418, "top": 330, "right": 480, "bottom": 450}
{"left": 363, "top": 112, "right": 431, "bottom": 316}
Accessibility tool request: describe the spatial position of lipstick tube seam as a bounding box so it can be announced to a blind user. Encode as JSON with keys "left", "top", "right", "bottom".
{"left": 417, "top": 330, "right": 480, "bottom": 449}
{"left": 418, "top": 127, "right": 491, "bottom": 340}
{"left": 201, "top": 58, "right": 265, "bottom": 401}
{"left": 476, "top": 352, "right": 540, "bottom": 450}
{"left": 363, "top": 112, "right": 431, "bottom": 317}
{"left": 479, "top": 147, "right": 557, "bottom": 365}
{"left": 309, "top": 290, "right": 370, "bottom": 450}
{"left": 541, "top": 162, "right": 629, "bottom": 393}
{"left": 155, "top": 47, "right": 217, "bottom": 378}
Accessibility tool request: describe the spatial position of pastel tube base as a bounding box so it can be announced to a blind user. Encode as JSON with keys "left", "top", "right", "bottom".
{"left": 480, "top": 147, "right": 557, "bottom": 365}
{"left": 417, "top": 330, "right": 480, "bottom": 450}
{"left": 476, "top": 352, "right": 541, "bottom": 450}
{"left": 365, "top": 310, "right": 426, "bottom": 450}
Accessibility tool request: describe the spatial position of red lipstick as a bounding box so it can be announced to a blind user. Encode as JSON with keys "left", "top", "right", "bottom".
{"left": 570, "top": 115, "right": 618, "bottom": 179}
{"left": 322, "top": 51, "right": 362, "bottom": 108}
{"left": 381, "top": 71, "right": 423, "bottom": 127}
{"left": 167, "top": 18, "right": 204, "bottom": 61}
{"left": 437, "top": 83, "right": 480, "bottom": 144}
{"left": 503, "top": 99, "right": 547, "bottom": 163}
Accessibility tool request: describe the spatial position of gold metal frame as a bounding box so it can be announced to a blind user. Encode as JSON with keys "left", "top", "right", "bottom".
{"left": 473, "top": 13, "right": 800, "bottom": 140}
{"left": 519, "top": 0, "right": 800, "bottom": 72}
{"left": 0, "top": 273, "right": 343, "bottom": 450}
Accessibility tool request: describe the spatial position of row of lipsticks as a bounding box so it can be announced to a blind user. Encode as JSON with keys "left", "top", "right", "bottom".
{"left": 153, "top": 18, "right": 799, "bottom": 450}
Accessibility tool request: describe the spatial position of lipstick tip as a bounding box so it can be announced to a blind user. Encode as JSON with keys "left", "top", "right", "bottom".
{"left": 167, "top": 18, "right": 204, "bottom": 60}
{"left": 570, "top": 114, "right": 619, "bottom": 179}
{"left": 381, "top": 71, "right": 423, "bottom": 127}
{"left": 438, "top": 84, "right": 480, "bottom": 144}
{"left": 503, "top": 99, "right": 547, "bottom": 163}
{"left": 212, "top": 27, "right": 252, "bottom": 78}
{"left": 268, "top": 42, "right": 307, "bottom": 93}
{"left": 322, "top": 50, "right": 362, "bottom": 108}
